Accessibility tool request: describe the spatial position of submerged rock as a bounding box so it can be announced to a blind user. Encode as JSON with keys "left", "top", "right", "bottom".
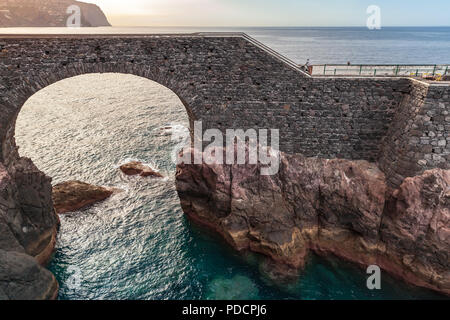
{"left": 176, "top": 147, "right": 450, "bottom": 295}
{"left": 119, "top": 161, "right": 163, "bottom": 178}
{"left": 52, "top": 180, "right": 117, "bottom": 214}
{"left": 207, "top": 275, "right": 259, "bottom": 300}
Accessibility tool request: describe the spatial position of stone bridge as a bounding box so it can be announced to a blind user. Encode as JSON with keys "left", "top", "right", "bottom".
{"left": 0, "top": 32, "right": 449, "bottom": 299}
{"left": 0, "top": 33, "right": 448, "bottom": 186}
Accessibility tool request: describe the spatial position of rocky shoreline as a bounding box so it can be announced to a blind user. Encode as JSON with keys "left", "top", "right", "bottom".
{"left": 176, "top": 148, "right": 450, "bottom": 295}
{"left": 0, "top": 159, "right": 120, "bottom": 299}
{"left": 0, "top": 160, "right": 59, "bottom": 300}
{"left": 1, "top": 147, "right": 448, "bottom": 298}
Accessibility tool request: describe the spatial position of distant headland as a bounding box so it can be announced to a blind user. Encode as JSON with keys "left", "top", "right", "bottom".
{"left": 0, "top": 0, "right": 110, "bottom": 27}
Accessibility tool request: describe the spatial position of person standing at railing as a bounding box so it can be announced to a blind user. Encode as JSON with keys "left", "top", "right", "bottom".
{"left": 305, "top": 59, "right": 310, "bottom": 68}
{"left": 301, "top": 59, "right": 312, "bottom": 74}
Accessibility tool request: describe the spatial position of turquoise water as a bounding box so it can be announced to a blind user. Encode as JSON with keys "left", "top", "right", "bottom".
{"left": 15, "top": 74, "right": 445, "bottom": 300}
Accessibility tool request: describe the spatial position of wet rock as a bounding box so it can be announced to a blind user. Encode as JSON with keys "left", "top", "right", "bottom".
{"left": 259, "top": 258, "right": 300, "bottom": 284}
{"left": 52, "top": 180, "right": 117, "bottom": 214}
{"left": 0, "top": 249, "right": 58, "bottom": 300}
{"left": 0, "top": 162, "right": 59, "bottom": 299}
{"left": 119, "top": 161, "right": 163, "bottom": 178}
{"left": 5, "top": 158, "right": 59, "bottom": 265}
{"left": 381, "top": 169, "right": 450, "bottom": 293}
{"left": 176, "top": 147, "right": 450, "bottom": 295}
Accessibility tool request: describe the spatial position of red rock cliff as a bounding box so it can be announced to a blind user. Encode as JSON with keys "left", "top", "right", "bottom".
{"left": 176, "top": 148, "right": 450, "bottom": 295}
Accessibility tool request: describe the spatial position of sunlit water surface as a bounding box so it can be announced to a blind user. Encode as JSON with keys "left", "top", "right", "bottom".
{"left": 15, "top": 74, "right": 444, "bottom": 300}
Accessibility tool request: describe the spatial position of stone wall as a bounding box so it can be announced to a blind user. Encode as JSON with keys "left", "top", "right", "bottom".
{"left": 280, "top": 77, "right": 409, "bottom": 161}
{"left": 379, "top": 80, "right": 450, "bottom": 187}
{"left": 0, "top": 34, "right": 448, "bottom": 182}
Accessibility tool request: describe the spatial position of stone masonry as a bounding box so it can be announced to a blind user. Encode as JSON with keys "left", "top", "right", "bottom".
{"left": 379, "top": 80, "right": 450, "bottom": 187}
{"left": 0, "top": 33, "right": 448, "bottom": 186}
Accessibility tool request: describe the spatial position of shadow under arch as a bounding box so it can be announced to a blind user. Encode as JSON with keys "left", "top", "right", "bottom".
{"left": 1, "top": 62, "right": 198, "bottom": 168}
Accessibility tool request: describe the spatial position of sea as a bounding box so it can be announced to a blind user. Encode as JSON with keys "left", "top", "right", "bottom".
{"left": 11, "top": 27, "right": 450, "bottom": 300}
{"left": 2, "top": 26, "right": 450, "bottom": 64}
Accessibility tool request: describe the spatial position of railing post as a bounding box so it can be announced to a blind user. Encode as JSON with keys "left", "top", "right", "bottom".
{"left": 323, "top": 64, "right": 327, "bottom": 75}
{"left": 432, "top": 65, "right": 437, "bottom": 76}
{"left": 444, "top": 66, "right": 448, "bottom": 75}
{"left": 395, "top": 65, "right": 399, "bottom": 76}
{"left": 334, "top": 68, "right": 337, "bottom": 75}
{"left": 374, "top": 69, "right": 377, "bottom": 76}
{"left": 359, "top": 65, "right": 362, "bottom": 75}
{"left": 416, "top": 69, "right": 419, "bottom": 77}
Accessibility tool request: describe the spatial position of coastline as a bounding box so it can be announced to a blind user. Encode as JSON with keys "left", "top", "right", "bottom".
{"left": 176, "top": 149, "right": 450, "bottom": 296}
{"left": 1, "top": 28, "right": 449, "bottom": 300}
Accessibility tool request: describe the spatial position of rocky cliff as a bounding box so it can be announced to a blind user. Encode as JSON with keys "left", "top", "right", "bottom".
{"left": 176, "top": 147, "right": 450, "bottom": 295}
{"left": 0, "top": 161, "right": 59, "bottom": 300}
{"left": 0, "top": 0, "right": 110, "bottom": 27}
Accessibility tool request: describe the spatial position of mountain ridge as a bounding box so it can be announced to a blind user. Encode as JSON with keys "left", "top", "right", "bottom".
{"left": 0, "top": 0, "right": 111, "bottom": 27}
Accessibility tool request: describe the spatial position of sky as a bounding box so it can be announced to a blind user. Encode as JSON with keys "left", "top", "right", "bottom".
{"left": 82, "top": 0, "right": 450, "bottom": 27}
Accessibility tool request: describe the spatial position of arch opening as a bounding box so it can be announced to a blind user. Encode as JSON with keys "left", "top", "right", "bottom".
{"left": 9, "top": 73, "right": 196, "bottom": 299}
{"left": 0, "top": 62, "right": 198, "bottom": 167}
{"left": 15, "top": 73, "right": 191, "bottom": 183}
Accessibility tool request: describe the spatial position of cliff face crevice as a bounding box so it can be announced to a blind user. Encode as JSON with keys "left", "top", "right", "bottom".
{"left": 176, "top": 148, "right": 450, "bottom": 295}
{"left": 0, "top": 0, "right": 111, "bottom": 27}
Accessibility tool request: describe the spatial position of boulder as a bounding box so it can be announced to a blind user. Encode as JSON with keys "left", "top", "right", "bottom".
{"left": 119, "top": 161, "right": 163, "bottom": 178}
{"left": 52, "top": 180, "right": 117, "bottom": 214}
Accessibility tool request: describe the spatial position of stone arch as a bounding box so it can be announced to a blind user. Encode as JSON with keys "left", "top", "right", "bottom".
{"left": 0, "top": 62, "right": 198, "bottom": 168}
{"left": 0, "top": 63, "right": 200, "bottom": 275}
{"left": 0, "top": 63, "right": 203, "bottom": 300}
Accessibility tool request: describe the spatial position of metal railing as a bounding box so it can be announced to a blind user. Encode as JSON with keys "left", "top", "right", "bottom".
{"left": 311, "top": 64, "right": 449, "bottom": 77}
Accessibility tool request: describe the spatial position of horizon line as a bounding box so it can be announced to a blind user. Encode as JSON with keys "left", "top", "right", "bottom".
{"left": 104, "top": 25, "right": 450, "bottom": 28}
